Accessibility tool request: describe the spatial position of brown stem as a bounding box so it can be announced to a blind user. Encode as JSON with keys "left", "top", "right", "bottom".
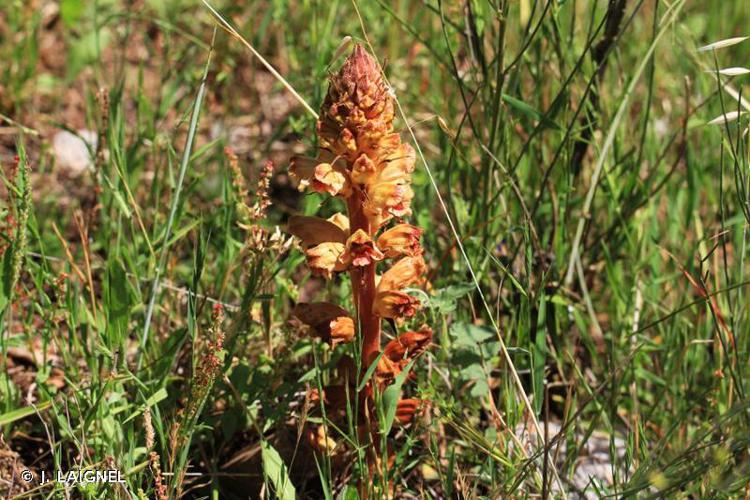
{"left": 348, "top": 193, "right": 383, "bottom": 497}
{"left": 347, "top": 193, "right": 381, "bottom": 368}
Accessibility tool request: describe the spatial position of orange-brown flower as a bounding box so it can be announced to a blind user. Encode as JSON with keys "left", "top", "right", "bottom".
{"left": 360, "top": 144, "right": 416, "bottom": 225}
{"left": 363, "top": 179, "right": 414, "bottom": 227}
{"left": 306, "top": 242, "right": 346, "bottom": 278}
{"left": 287, "top": 215, "right": 349, "bottom": 278}
{"left": 378, "top": 255, "right": 426, "bottom": 292}
{"left": 375, "top": 356, "right": 401, "bottom": 385}
{"left": 340, "top": 229, "right": 384, "bottom": 267}
{"left": 329, "top": 316, "right": 355, "bottom": 345}
{"left": 350, "top": 152, "right": 378, "bottom": 185}
{"left": 287, "top": 215, "right": 347, "bottom": 247}
{"left": 373, "top": 256, "right": 426, "bottom": 318}
{"left": 293, "top": 302, "right": 354, "bottom": 346}
{"left": 383, "top": 327, "right": 432, "bottom": 362}
{"left": 376, "top": 327, "right": 433, "bottom": 381}
{"left": 290, "top": 155, "right": 351, "bottom": 197}
{"left": 395, "top": 399, "right": 423, "bottom": 425}
{"left": 307, "top": 425, "right": 337, "bottom": 454}
{"left": 377, "top": 223, "right": 423, "bottom": 258}
{"left": 373, "top": 290, "right": 420, "bottom": 319}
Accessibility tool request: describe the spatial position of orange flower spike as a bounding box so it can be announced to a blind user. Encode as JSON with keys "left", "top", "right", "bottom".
{"left": 289, "top": 46, "right": 432, "bottom": 475}
{"left": 377, "top": 224, "right": 423, "bottom": 258}
{"left": 317, "top": 45, "right": 399, "bottom": 367}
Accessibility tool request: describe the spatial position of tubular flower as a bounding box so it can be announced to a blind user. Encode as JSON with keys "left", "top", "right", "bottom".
{"left": 377, "top": 327, "right": 433, "bottom": 382}
{"left": 373, "top": 290, "right": 420, "bottom": 319}
{"left": 383, "top": 327, "right": 433, "bottom": 362}
{"left": 340, "top": 229, "right": 384, "bottom": 267}
{"left": 292, "top": 302, "right": 354, "bottom": 346}
{"left": 305, "top": 242, "right": 346, "bottom": 278}
{"left": 287, "top": 215, "right": 348, "bottom": 279}
{"left": 374, "top": 256, "right": 427, "bottom": 316}
{"left": 378, "top": 255, "right": 426, "bottom": 291}
{"left": 373, "top": 255, "right": 426, "bottom": 319}
{"left": 329, "top": 316, "right": 355, "bottom": 345}
{"left": 290, "top": 154, "right": 351, "bottom": 197}
{"left": 377, "top": 223, "right": 423, "bottom": 258}
{"left": 307, "top": 425, "right": 337, "bottom": 454}
{"left": 287, "top": 44, "right": 430, "bottom": 480}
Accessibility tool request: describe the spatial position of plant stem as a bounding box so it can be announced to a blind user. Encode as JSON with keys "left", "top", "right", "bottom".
{"left": 347, "top": 193, "right": 380, "bottom": 367}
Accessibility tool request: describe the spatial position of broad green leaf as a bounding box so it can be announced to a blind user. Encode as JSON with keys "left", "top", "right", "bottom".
{"left": 261, "top": 441, "right": 296, "bottom": 500}
{"left": 459, "top": 364, "right": 490, "bottom": 397}
{"left": 449, "top": 322, "right": 495, "bottom": 348}
{"left": 430, "top": 282, "right": 474, "bottom": 313}
{"left": 381, "top": 360, "right": 415, "bottom": 435}
{"left": 0, "top": 401, "right": 52, "bottom": 426}
{"left": 106, "top": 259, "right": 132, "bottom": 346}
{"left": 356, "top": 351, "right": 384, "bottom": 392}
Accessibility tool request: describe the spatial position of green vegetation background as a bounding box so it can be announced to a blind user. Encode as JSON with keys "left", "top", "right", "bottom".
{"left": 1, "top": 0, "right": 750, "bottom": 498}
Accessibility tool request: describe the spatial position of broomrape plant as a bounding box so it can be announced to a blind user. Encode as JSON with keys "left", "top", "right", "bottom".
{"left": 287, "top": 44, "right": 431, "bottom": 485}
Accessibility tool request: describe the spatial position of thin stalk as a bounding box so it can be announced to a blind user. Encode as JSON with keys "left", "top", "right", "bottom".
{"left": 347, "top": 194, "right": 380, "bottom": 367}
{"left": 564, "top": 0, "right": 686, "bottom": 286}
{"left": 137, "top": 29, "right": 215, "bottom": 370}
